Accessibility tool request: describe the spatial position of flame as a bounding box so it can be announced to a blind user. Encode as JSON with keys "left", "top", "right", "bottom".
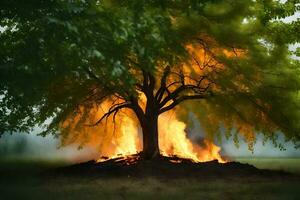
{"left": 60, "top": 42, "right": 239, "bottom": 164}
{"left": 159, "top": 111, "right": 226, "bottom": 163}
{"left": 96, "top": 112, "right": 142, "bottom": 162}
{"left": 61, "top": 99, "right": 226, "bottom": 163}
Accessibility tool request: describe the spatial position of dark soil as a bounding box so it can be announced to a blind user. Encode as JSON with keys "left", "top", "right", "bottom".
{"left": 50, "top": 154, "right": 296, "bottom": 180}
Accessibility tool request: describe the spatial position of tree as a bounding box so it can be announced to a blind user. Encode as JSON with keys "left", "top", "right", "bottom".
{"left": 0, "top": 0, "right": 299, "bottom": 159}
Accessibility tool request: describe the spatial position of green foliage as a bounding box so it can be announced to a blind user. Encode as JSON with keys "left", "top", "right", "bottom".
{"left": 0, "top": 0, "right": 186, "bottom": 135}
{"left": 0, "top": 0, "right": 300, "bottom": 149}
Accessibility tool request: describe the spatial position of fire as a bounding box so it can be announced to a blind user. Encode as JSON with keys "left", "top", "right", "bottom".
{"left": 96, "top": 114, "right": 142, "bottom": 162}
{"left": 158, "top": 111, "right": 226, "bottom": 163}
{"left": 61, "top": 41, "right": 235, "bottom": 164}
{"left": 61, "top": 99, "right": 226, "bottom": 163}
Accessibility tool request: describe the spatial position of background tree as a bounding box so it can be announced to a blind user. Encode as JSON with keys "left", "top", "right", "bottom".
{"left": 0, "top": 0, "right": 299, "bottom": 159}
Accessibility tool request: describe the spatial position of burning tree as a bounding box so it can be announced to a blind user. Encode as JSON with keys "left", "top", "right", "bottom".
{"left": 0, "top": 1, "right": 300, "bottom": 160}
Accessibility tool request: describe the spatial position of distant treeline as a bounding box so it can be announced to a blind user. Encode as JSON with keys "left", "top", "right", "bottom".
{"left": 0, "top": 133, "right": 28, "bottom": 156}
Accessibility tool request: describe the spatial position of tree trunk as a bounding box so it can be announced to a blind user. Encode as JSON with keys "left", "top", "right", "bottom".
{"left": 140, "top": 114, "right": 160, "bottom": 159}
{"left": 130, "top": 78, "right": 160, "bottom": 160}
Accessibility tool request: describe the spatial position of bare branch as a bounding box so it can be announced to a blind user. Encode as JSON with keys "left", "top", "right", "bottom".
{"left": 113, "top": 93, "right": 126, "bottom": 101}
{"left": 155, "top": 65, "right": 171, "bottom": 102}
{"left": 130, "top": 96, "right": 146, "bottom": 124}
{"left": 142, "top": 70, "right": 149, "bottom": 90}
{"left": 159, "top": 94, "right": 206, "bottom": 114}
{"left": 159, "top": 82, "right": 208, "bottom": 108}
{"left": 192, "top": 55, "right": 205, "bottom": 70}
{"left": 166, "top": 81, "right": 181, "bottom": 89}
{"left": 149, "top": 73, "right": 156, "bottom": 89}
{"left": 87, "top": 102, "right": 131, "bottom": 126}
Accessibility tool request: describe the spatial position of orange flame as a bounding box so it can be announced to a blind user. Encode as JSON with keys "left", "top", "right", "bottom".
{"left": 159, "top": 111, "right": 225, "bottom": 163}
{"left": 61, "top": 100, "right": 226, "bottom": 163}
{"left": 60, "top": 42, "right": 234, "bottom": 164}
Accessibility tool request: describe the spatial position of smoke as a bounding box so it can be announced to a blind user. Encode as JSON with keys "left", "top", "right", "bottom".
{"left": 186, "top": 113, "right": 300, "bottom": 158}
{"left": 1, "top": 123, "right": 299, "bottom": 163}
{"left": 0, "top": 132, "right": 99, "bottom": 163}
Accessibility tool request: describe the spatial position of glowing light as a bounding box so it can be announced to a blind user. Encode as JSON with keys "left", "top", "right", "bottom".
{"left": 61, "top": 100, "right": 226, "bottom": 163}
{"left": 60, "top": 43, "right": 239, "bottom": 164}
{"left": 159, "top": 111, "right": 226, "bottom": 163}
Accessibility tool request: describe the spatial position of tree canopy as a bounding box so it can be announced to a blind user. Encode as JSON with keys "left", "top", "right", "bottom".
{"left": 0, "top": 0, "right": 300, "bottom": 151}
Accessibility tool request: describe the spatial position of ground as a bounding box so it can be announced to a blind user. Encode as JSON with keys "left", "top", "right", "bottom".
{"left": 0, "top": 158, "right": 300, "bottom": 200}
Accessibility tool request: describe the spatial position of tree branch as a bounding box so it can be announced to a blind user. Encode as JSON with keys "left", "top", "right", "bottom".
{"left": 159, "top": 94, "right": 206, "bottom": 114}
{"left": 159, "top": 83, "right": 208, "bottom": 108}
{"left": 87, "top": 102, "right": 131, "bottom": 126}
{"left": 155, "top": 65, "right": 171, "bottom": 103}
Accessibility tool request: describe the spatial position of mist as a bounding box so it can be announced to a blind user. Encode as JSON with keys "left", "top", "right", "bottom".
{"left": 0, "top": 132, "right": 99, "bottom": 163}
{"left": 1, "top": 129, "right": 299, "bottom": 163}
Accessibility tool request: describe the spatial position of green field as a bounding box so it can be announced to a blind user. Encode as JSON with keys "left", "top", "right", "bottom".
{"left": 235, "top": 157, "right": 300, "bottom": 174}
{"left": 0, "top": 158, "right": 300, "bottom": 200}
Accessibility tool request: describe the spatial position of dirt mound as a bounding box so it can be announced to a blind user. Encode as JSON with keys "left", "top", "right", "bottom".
{"left": 50, "top": 154, "right": 293, "bottom": 179}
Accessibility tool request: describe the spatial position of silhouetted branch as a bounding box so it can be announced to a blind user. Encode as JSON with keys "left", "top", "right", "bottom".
{"left": 87, "top": 102, "right": 131, "bottom": 126}
{"left": 159, "top": 82, "right": 208, "bottom": 108}
{"left": 159, "top": 94, "right": 206, "bottom": 114}
{"left": 155, "top": 65, "right": 171, "bottom": 102}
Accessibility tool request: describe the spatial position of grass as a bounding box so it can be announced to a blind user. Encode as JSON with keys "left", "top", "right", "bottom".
{"left": 235, "top": 157, "right": 300, "bottom": 174}
{"left": 0, "top": 158, "right": 300, "bottom": 200}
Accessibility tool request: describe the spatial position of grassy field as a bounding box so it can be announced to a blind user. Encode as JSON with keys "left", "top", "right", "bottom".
{"left": 0, "top": 158, "right": 300, "bottom": 200}
{"left": 235, "top": 157, "right": 300, "bottom": 174}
